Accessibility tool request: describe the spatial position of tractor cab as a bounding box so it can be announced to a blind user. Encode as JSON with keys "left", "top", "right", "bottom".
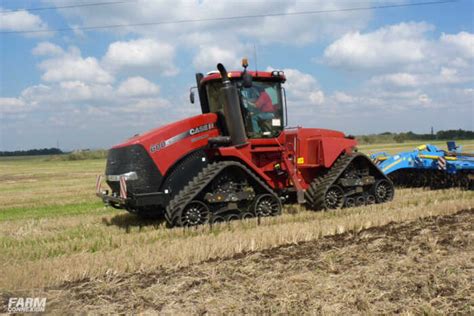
{"left": 192, "top": 60, "right": 287, "bottom": 139}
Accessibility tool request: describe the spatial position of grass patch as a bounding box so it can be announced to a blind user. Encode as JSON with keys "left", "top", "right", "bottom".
{"left": 47, "top": 150, "right": 108, "bottom": 161}
{"left": 0, "top": 201, "right": 112, "bottom": 221}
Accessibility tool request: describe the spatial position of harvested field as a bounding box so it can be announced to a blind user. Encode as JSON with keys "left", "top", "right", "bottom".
{"left": 1, "top": 187, "right": 472, "bottom": 293}
{"left": 3, "top": 209, "right": 472, "bottom": 314}
{"left": 1, "top": 147, "right": 473, "bottom": 313}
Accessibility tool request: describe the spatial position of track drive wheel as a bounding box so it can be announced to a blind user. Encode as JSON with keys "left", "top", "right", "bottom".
{"left": 373, "top": 179, "right": 394, "bottom": 203}
{"left": 180, "top": 200, "right": 210, "bottom": 226}
{"left": 324, "top": 185, "right": 345, "bottom": 209}
{"left": 253, "top": 194, "right": 282, "bottom": 217}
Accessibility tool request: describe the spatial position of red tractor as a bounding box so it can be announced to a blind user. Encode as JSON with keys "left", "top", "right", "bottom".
{"left": 97, "top": 60, "right": 394, "bottom": 226}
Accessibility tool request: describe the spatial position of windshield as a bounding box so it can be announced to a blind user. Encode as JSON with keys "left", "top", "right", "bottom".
{"left": 205, "top": 80, "right": 284, "bottom": 139}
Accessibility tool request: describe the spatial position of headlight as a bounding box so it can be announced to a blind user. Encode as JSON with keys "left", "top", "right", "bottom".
{"left": 106, "top": 171, "right": 138, "bottom": 181}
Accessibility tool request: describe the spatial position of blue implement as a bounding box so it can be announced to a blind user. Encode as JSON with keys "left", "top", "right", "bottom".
{"left": 370, "top": 142, "right": 474, "bottom": 189}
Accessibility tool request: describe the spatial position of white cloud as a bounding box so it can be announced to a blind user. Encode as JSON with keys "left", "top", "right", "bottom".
{"left": 19, "top": 82, "right": 114, "bottom": 106}
{"left": 0, "top": 97, "right": 29, "bottom": 113}
{"left": 324, "top": 23, "right": 474, "bottom": 83}
{"left": 332, "top": 91, "right": 356, "bottom": 104}
{"left": 324, "top": 22, "right": 433, "bottom": 70}
{"left": 38, "top": 47, "right": 113, "bottom": 84}
{"left": 262, "top": 68, "right": 325, "bottom": 126}
{"left": 418, "top": 93, "right": 431, "bottom": 104}
{"left": 50, "top": 0, "right": 371, "bottom": 45}
{"left": 1, "top": 76, "right": 175, "bottom": 150}
{"left": 117, "top": 77, "right": 160, "bottom": 97}
{"left": 32, "top": 42, "right": 64, "bottom": 56}
{"left": 370, "top": 73, "right": 420, "bottom": 87}
{"left": 440, "top": 32, "right": 474, "bottom": 60}
{"left": 193, "top": 45, "right": 241, "bottom": 70}
{"left": 3, "top": 42, "right": 174, "bottom": 150}
{"left": 103, "top": 38, "right": 178, "bottom": 76}
{"left": 282, "top": 68, "right": 325, "bottom": 106}
{"left": 324, "top": 23, "right": 473, "bottom": 120}
{"left": 0, "top": 8, "right": 48, "bottom": 34}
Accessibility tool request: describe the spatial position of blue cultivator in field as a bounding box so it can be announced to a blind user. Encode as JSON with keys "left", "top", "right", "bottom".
{"left": 371, "top": 142, "right": 474, "bottom": 190}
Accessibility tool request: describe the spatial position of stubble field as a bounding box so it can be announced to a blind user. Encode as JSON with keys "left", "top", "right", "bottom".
{"left": 1, "top": 140, "right": 473, "bottom": 313}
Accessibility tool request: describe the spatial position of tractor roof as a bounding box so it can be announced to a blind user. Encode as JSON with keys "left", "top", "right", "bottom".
{"left": 200, "top": 70, "right": 286, "bottom": 85}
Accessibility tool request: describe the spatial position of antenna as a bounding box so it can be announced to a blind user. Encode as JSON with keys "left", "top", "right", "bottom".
{"left": 253, "top": 43, "right": 258, "bottom": 76}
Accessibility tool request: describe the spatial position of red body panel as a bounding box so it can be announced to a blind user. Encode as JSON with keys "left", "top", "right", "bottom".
{"left": 295, "top": 128, "right": 356, "bottom": 168}
{"left": 110, "top": 105, "right": 356, "bottom": 193}
{"left": 216, "top": 128, "right": 357, "bottom": 190}
{"left": 113, "top": 113, "right": 219, "bottom": 175}
{"left": 201, "top": 71, "right": 285, "bottom": 84}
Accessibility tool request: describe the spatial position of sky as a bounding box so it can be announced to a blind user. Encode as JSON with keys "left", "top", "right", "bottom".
{"left": 0, "top": 0, "right": 473, "bottom": 151}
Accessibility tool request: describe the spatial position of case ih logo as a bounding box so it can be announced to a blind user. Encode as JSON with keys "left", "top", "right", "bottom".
{"left": 189, "top": 123, "right": 214, "bottom": 135}
{"left": 150, "top": 123, "right": 214, "bottom": 153}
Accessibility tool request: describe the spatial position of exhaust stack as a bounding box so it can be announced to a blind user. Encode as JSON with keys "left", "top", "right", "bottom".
{"left": 217, "top": 63, "right": 247, "bottom": 147}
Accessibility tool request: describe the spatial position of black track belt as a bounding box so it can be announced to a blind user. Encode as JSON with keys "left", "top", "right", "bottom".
{"left": 305, "top": 153, "right": 391, "bottom": 210}
{"left": 165, "top": 161, "right": 278, "bottom": 227}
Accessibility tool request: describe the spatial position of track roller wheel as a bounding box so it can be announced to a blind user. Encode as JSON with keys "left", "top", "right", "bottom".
{"left": 254, "top": 194, "right": 281, "bottom": 217}
{"left": 373, "top": 180, "right": 394, "bottom": 203}
{"left": 355, "top": 195, "right": 366, "bottom": 206}
{"left": 211, "top": 215, "right": 225, "bottom": 224}
{"left": 225, "top": 213, "right": 240, "bottom": 222}
{"left": 180, "top": 201, "right": 210, "bottom": 226}
{"left": 324, "top": 185, "right": 345, "bottom": 209}
{"left": 240, "top": 212, "right": 254, "bottom": 220}
{"left": 366, "top": 195, "right": 376, "bottom": 205}
{"left": 345, "top": 197, "right": 355, "bottom": 208}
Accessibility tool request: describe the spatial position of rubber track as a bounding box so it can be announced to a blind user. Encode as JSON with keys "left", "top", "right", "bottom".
{"left": 165, "top": 161, "right": 278, "bottom": 227}
{"left": 306, "top": 153, "right": 391, "bottom": 210}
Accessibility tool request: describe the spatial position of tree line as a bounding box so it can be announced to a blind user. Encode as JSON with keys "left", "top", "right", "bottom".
{"left": 357, "top": 129, "right": 474, "bottom": 144}
{"left": 0, "top": 148, "right": 63, "bottom": 157}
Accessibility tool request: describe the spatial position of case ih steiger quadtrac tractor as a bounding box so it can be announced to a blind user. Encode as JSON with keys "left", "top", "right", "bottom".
{"left": 96, "top": 60, "right": 394, "bottom": 227}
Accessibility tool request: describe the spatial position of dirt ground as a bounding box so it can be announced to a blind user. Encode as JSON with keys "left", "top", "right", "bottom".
{"left": 14, "top": 208, "right": 468, "bottom": 314}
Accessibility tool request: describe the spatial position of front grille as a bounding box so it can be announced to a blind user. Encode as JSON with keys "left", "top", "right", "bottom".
{"left": 105, "top": 144, "right": 163, "bottom": 194}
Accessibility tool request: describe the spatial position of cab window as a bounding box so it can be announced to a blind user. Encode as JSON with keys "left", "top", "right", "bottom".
{"left": 205, "top": 80, "right": 284, "bottom": 139}
{"left": 240, "top": 81, "right": 284, "bottom": 138}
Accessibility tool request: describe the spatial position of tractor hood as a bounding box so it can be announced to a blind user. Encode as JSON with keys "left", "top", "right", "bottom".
{"left": 107, "top": 113, "right": 219, "bottom": 183}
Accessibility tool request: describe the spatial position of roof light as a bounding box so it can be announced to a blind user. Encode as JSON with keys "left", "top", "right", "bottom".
{"left": 271, "top": 70, "right": 285, "bottom": 77}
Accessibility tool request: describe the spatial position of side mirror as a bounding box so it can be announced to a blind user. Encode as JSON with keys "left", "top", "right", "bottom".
{"left": 189, "top": 87, "right": 196, "bottom": 104}
{"left": 242, "top": 72, "right": 252, "bottom": 88}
